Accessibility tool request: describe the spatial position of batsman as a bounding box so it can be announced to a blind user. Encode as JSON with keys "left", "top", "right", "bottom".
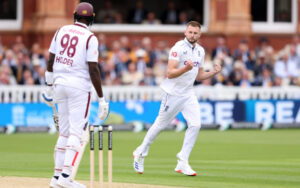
{"left": 42, "top": 2, "right": 109, "bottom": 188}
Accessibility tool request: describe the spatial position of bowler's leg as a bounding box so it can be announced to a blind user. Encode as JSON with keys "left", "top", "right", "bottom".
{"left": 175, "top": 95, "right": 200, "bottom": 176}
{"left": 133, "top": 93, "right": 183, "bottom": 173}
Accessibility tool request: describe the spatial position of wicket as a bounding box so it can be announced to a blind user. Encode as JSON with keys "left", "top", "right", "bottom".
{"left": 90, "top": 124, "right": 113, "bottom": 188}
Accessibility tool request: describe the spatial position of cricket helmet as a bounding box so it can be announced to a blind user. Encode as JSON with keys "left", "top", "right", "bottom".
{"left": 74, "top": 2, "right": 95, "bottom": 25}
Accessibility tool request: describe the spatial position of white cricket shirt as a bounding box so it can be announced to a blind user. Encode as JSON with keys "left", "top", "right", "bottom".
{"left": 49, "top": 22, "right": 99, "bottom": 91}
{"left": 160, "top": 38, "right": 205, "bottom": 96}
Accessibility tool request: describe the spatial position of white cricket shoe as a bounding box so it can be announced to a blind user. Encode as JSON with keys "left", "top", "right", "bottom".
{"left": 175, "top": 160, "right": 197, "bottom": 176}
{"left": 133, "top": 151, "right": 144, "bottom": 174}
{"left": 56, "top": 174, "right": 86, "bottom": 188}
{"left": 49, "top": 177, "right": 60, "bottom": 188}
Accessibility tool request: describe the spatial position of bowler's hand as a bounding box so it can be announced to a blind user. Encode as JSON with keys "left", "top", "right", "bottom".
{"left": 98, "top": 98, "right": 109, "bottom": 120}
{"left": 42, "top": 86, "right": 54, "bottom": 107}
{"left": 184, "top": 60, "right": 194, "bottom": 71}
{"left": 214, "top": 63, "right": 222, "bottom": 74}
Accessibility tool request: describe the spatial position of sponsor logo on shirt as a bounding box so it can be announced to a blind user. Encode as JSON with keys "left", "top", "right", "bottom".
{"left": 171, "top": 52, "right": 177, "bottom": 57}
{"left": 183, "top": 61, "right": 199, "bottom": 67}
{"left": 63, "top": 28, "right": 85, "bottom": 35}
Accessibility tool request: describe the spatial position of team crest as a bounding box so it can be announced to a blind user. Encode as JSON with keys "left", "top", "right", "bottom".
{"left": 171, "top": 52, "right": 177, "bottom": 57}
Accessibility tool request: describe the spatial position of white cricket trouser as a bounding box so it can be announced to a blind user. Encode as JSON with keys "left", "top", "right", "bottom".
{"left": 135, "top": 91, "right": 201, "bottom": 161}
{"left": 53, "top": 84, "right": 91, "bottom": 175}
{"left": 55, "top": 85, "right": 91, "bottom": 137}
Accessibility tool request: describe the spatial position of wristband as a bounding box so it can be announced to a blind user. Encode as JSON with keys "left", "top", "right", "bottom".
{"left": 45, "top": 71, "right": 54, "bottom": 85}
{"left": 99, "top": 97, "right": 105, "bottom": 102}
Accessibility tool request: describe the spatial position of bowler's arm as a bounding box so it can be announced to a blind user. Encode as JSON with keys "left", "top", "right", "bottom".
{"left": 167, "top": 59, "right": 192, "bottom": 79}
{"left": 196, "top": 63, "right": 222, "bottom": 81}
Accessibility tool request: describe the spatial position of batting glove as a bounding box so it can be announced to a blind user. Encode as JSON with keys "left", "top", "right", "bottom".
{"left": 42, "top": 86, "right": 54, "bottom": 107}
{"left": 98, "top": 97, "right": 109, "bottom": 120}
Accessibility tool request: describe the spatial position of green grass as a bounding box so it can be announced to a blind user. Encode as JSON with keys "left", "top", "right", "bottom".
{"left": 0, "top": 129, "right": 300, "bottom": 188}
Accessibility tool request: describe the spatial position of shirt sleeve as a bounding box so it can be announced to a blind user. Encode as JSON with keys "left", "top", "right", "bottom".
{"left": 168, "top": 45, "right": 180, "bottom": 62}
{"left": 48, "top": 30, "right": 59, "bottom": 54}
{"left": 86, "top": 35, "right": 99, "bottom": 63}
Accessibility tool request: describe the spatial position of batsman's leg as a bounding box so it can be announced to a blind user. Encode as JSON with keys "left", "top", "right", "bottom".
{"left": 50, "top": 135, "right": 68, "bottom": 188}
{"left": 70, "top": 122, "right": 89, "bottom": 181}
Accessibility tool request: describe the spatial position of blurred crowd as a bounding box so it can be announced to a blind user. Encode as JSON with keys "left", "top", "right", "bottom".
{"left": 95, "top": 0, "right": 201, "bottom": 25}
{"left": 0, "top": 33, "right": 300, "bottom": 87}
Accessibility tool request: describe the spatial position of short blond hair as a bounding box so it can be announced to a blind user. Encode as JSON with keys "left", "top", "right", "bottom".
{"left": 186, "top": 21, "right": 201, "bottom": 29}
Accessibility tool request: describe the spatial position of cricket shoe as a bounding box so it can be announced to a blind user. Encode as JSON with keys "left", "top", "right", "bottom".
{"left": 133, "top": 151, "right": 144, "bottom": 174}
{"left": 49, "top": 177, "right": 60, "bottom": 188}
{"left": 56, "top": 174, "right": 86, "bottom": 188}
{"left": 175, "top": 160, "right": 197, "bottom": 176}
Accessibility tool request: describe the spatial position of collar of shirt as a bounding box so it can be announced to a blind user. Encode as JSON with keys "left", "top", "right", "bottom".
{"left": 184, "top": 38, "right": 196, "bottom": 50}
{"left": 74, "top": 22, "right": 89, "bottom": 30}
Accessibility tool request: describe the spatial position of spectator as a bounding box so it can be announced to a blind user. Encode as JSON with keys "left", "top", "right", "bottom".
{"left": 182, "top": 1, "right": 195, "bottom": 20}
{"left": 98, "top": 34, "right": 109, "bottom": 57}
{"left": 103, "top": 71, "right": 116, "bottom": 85}
{"left": 178, "top": 11, "right": 188, "bottom": 25}
{"left": 161, "top": 1, "right": 180, "bottom": 24}
{"left": 239, "top": 70, "right": 253, "bottom": 87}
{"left": 114, "top": 11, "right": 124, "bottom": 23}
{"left": 99, "top": 51, "right": 119, "bottom": 85}
{"left": 142, "top": 12, "right": 161, "bottom": 25}
{"left": 127, "top": 0, "right": 148, "bottom": 24}
{"left": 122, "top": 62, "right": 143, "bottom": 85}
{"left": 228, "top": 61, "right": 244, "bottom": 86}
{"left": 153, "top": 54, "right": 168, "bottom": 85}
{"left": 244, "top": 51, "right": 256, "bottom": 71}
{"left": 30, "top": 43, "right": 46, "bottom": 69}
{"left": 31, "top": 57, "right": 45, "bottom": 85}
{"left": 253, "top": 51, "right": 272, "bottom": 79}
{"left": 135, "top": 48, "right": 147, "bottom": 73}
{"left": 280, "top": 34, "right": 300, "bottom": 57}
{"left": 107, "top": 41, "right": 130, "bottom": 77}
{"left": 129, "top": 39, "right": 143, "bottom": 64}
{"left": 233, "top": 39, "right": 250, "bottom": 63}
{"left": 119, "top": 35, "right": 131, "bottom": 52}
{"left": 140, "top": 67, "right": 156, "bottom": 86}
{"left": 212, "top": 36, "right": 231, "bottom": 60}
{"left": 154, "top": 40, "right": 169, "bottom": 63}
{"left": 11, "top": 51, "right": 29, "bottom": 84}
{"left": 214, "top": 51, "right": 233, "bottom": 80}
{"left": 255, "top": 37, "right": 274, "bottom": 64}
{"left": 141, "top": 37, "right": 155, "bottom": 68}
{"left": 274, "top": 52, "right": 298, "bottom": 85}
{"left": 22, "top": 69, "right": 34, "bottom": 85}
{"left": 260, "top": 68, "right": 274, "bottom": 87}
{"left": 96, "top": 0, "right": 117, "bottom": 23}
{"left": 2, "top": 49, "right": 16, "bottom": 66}
{"left": 12, "top": 35, "right": 26, "bottom": 53}
{"left": 0, "top": 64, "right": 16, "bottom": 85}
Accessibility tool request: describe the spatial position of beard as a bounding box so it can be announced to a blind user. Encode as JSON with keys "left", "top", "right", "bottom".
{"left": 187, "top": 38, "right": 198, "bottom": 44}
